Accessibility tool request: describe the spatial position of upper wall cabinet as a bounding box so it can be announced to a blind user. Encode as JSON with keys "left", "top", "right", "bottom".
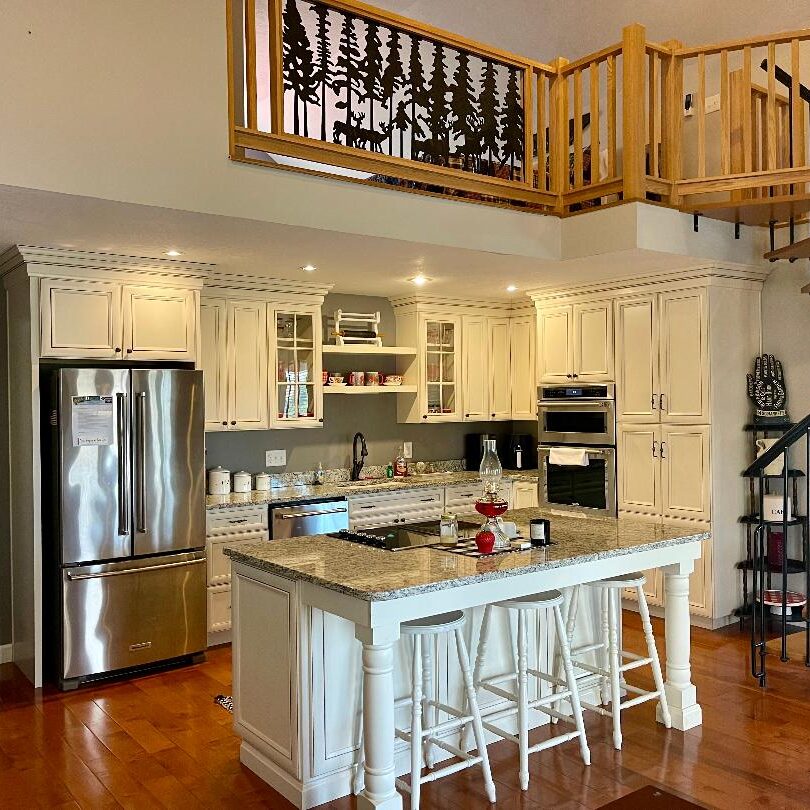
{"left": 40, "top": 278, "right": 198, "bottom": 362}
{"left": 509, "top": 314, "right": 537, "bottom": 420}
{"left": 537, "top": 300, "right": 613, "bottom": 383}
{"left": 421, "top": 315, "right": 463, "bottom": 422}
{"left": 615, "top": 289, "right": 708, "bottom": 424}
{"left": 461, "top": 315, "right": 489, "bottom": 421}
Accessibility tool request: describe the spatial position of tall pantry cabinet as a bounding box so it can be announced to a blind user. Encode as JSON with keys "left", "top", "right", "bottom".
{"left": 532, "top": 266, "right": 766, "bottom": 627}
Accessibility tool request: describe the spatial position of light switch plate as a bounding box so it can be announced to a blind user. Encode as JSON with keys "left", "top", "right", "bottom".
{"left": 265, "top": 449, "right": 287, "bottom": 467}
{"left": 403, "top": 441, "right": 413, "bottom": 459}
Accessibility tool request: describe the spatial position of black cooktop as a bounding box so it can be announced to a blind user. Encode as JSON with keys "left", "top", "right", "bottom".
{"left": 328, "top": 520, "right": 480, "bottom": 551}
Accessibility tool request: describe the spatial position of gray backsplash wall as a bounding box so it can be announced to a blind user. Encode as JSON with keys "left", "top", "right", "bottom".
{"left": 205, "top": 292, "right": 537, "bottom": 474}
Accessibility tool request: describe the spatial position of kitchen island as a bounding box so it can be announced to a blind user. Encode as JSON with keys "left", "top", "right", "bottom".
{"left": 225, "top": 509, "right": 708, "bottom": 810}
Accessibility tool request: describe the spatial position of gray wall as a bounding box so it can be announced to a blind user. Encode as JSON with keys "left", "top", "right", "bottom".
{"left": 205, "top": 292, "right": 536, "bottom": 473}
{"left": 0, "top": 289, "right": 9, "bottom": 645}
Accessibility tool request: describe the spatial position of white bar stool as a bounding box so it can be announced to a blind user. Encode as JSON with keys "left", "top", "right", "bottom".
{"left": 396, "top": 610, "right": 496, "bottom": 809}
{"left": 555, "top": 574, "right": 671, "bottom": 750}
{"left": 467, "top": 590, "right": 590, "bottom": 792}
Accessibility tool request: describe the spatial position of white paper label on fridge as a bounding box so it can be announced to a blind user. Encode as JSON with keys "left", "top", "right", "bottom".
{"left": 71, "top": 396, "right": 114, "bottom": 446}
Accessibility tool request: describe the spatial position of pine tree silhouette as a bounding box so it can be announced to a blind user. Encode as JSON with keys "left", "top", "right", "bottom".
{"left": 478, "top": 59, "right": 500, "bottom": 173}
{"left": 391, "top": 99, "right": 411, "bottom": 157}
{"left": 424, "top": 42, "right": 450, "bottom": 164}
{"left": 380, "top": 29, "right": 405, "bottom": 155}
{"left": 283, "top": 0, "right": 318, "bottom": 136}
{"left": 500, "top": 66, "right": 524, "bottom": 176}
{"left": 333, "top": 12, "right": 363, "bottom": 146}
{"left": 449, "top": 51, "right": 479, "bottom": 169}
{"left": 405, "top": 34, "right": 427, "bottom": 158}
{"left": 361, "top": 19, "right": 385, "bottom": 139}
{"left": 311, "top": 2, "right": 332, "bottom": 141}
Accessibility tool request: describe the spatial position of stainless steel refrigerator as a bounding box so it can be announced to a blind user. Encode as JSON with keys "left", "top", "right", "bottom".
{"left": 45, "top": 368, "right": 206, "bottom": 688}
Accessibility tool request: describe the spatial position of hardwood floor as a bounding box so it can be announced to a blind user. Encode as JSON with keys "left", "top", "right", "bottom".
{"left": 3, "top": 613, "right": 810, "bottom": 809}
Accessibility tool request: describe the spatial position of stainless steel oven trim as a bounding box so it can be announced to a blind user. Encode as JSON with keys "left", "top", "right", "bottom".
{"left": 537, "top": 399, "right": 617, "bottom": 446}
{"left": 537, "top": 445, "right": 617, "bottom": 518}
{"left": 277, "top": 507, "right": 348, "bottom": 520}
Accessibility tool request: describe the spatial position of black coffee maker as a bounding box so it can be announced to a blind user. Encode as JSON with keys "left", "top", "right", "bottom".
{"left": 503, "top": 434, "right": 536, "bottom": 470}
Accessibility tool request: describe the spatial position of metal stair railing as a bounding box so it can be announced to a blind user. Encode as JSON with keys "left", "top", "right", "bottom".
{"left": 743, "top": 413, "right": 810, "bottom": 686}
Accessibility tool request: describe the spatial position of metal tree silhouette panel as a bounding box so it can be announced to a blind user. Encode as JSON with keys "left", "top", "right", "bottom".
{"left": 279, "top": 0, "right": 526, "bottom": 178}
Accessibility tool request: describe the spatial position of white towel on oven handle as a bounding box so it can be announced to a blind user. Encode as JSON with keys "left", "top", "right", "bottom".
{"left": 548, "top": 447, "right": 590, "bottom": 466}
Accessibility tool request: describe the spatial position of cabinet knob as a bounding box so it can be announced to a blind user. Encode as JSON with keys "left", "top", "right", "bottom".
{"left": 230, "top": 421, "right": 236, "bottom": 426}
{"left": 491, "top": 413, "right": 496, "bottom": 417}
{"left": 318, "top": 418, "right": 324, "bottom": 423}
{"left": 126, "top": 348, "right": 133, "bottom": 354}
{"left": 114, "top": 347, "right": 121, "bottom": 354}
{"left": 422, "top": 415, "right": 428, "bottom": 420}
{"left": 572, "top": 373, "right": 579, "bottom": 379}
{"left": 221, "top": 421, "right": 228, "bottom": 426}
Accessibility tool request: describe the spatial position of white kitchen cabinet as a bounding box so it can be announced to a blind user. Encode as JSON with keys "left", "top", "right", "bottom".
{"left": 616, "top": 289, "right": 708, "bottom": 425}
{"left": 122, "top": 284, "right": 197, "bottom": 361}
{"left": 445, "top": 482, "right": 483, "bottom": 515}
{"left": 538, "top": 300, "right": 613, "bottom": 383}
{"left": 40, "top": 278, "right": 197, "bottom": 361}
{"left": 40, "top": 278, "right": 123, "bottom": 359}
{"left": 615, "top": 295, "right": 659, "bottom": 423}
{"left": 422, "top": 315, "right": 463, "bottom": 422}
{"left": 270, "top": 306, "right": 323, "bottom": 429}
{"left": 660, "top": 424, "right": 711, "bottom": 523}
{"left": 348, "top": 488, "right": 443, "bottom": 530}
{"left": 462, "top": 315, "right": 489, "bottom": 421}
{"left": 199, "top": 298, "right": 228, "bottom": 430}
{"left": 617, "top": 423, "right": 662, "bottom": 518}
{"left": 510, "top": 480, "right": 539, "bottom": 510}
{"left": 228, "top": 300, "right": 269, "bottom": 430}
{"left": 509, "top": 314, "right": 536, "bottom": 420}
{"left": 537, "top": 305, "right": 572, "bottom": 382}
{"left": 658, "top": 290, "right": 709, "bottom": 424}
{"left": 488, "top": 317, "right": 512, "bottom": 420}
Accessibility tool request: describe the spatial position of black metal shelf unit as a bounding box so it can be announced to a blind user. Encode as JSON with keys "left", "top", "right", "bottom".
{"left": 742, "top": 417, "right": 810, "bottom": 687}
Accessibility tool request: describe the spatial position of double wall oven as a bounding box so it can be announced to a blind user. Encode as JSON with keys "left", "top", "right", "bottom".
{"left": 537, "top": 383, "right": 617, "bottom": 517}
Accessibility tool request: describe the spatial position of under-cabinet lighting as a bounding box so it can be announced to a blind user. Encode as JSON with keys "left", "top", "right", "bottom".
{"left": 164, "top": 250, "right": 182, "bottom": 257}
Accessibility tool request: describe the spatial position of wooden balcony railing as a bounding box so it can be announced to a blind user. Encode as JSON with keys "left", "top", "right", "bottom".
{"left": 226, "top": 0, "right": 810, "bottom": 223}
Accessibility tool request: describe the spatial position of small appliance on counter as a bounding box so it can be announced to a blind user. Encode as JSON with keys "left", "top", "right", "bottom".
{"left": 503, "top": 433, "right": 536, "bottom": 470}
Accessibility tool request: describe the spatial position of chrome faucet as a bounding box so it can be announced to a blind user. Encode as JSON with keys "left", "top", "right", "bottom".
{"left": 351, "top": 432, "right": 368, "bottom": 481}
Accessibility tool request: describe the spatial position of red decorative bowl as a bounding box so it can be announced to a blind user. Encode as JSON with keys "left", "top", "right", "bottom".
{"left": 475, "top": 498, "right": 508, "bottom": 519}
{"left": 475, "top": 530, "right": 496, "bottom": 554}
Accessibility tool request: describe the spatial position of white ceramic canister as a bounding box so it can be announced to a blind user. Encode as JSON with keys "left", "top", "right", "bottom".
{"left": 254, "top": 472, "right": 271, "bottom": 491}
{"left": 208, "top": 466, "right": 231, "bottom": 495}
{"left": 232, "top": 470, "right": 252, "bottom": 493}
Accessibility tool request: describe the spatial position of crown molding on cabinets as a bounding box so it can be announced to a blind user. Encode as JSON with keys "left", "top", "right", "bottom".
{"left": 0, "top": 245, "right": 212, "bottom": 288}
{"left": 203, "top": 271, "right": 333, "bottom": 304}
{"left": 389, "top": 293, "right": 533, "bottom": 316}
{"left": 526, "top": 262, "right": 771, "bottom": 304}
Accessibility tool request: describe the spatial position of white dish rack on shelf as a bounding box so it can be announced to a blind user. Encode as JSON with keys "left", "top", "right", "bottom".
{"left": 332, "top": 309, "right": 382, "bottom": 347}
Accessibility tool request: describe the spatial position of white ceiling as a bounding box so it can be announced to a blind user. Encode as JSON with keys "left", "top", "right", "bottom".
{"left": 0, "top": 184, "right": 700, "bottom": 301}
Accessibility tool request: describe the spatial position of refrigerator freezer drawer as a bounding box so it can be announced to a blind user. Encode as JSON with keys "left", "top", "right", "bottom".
{"left": 62, "top": 551, "right": 206, "bottom": 681}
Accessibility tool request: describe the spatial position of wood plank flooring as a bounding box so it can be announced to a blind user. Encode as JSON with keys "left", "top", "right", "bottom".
{"left": 3, "top": 613, "right": 810, "bottom": 809}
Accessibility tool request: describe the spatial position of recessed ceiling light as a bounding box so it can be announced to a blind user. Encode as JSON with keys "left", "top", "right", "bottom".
{"left": 300, "top": 264, "right": 317, "bottom": 272}
{"left": 164, "top": 250, "right": 182, "bottom": 257}
{"left": 409, "top": 274, "right": 431, "bottom": 287}
{"left": 506, "top": 284, "right": 518, "bottom": 293}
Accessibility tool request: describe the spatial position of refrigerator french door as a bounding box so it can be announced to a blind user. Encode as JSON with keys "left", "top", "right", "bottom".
{"left": 51, "top": 368, "right": 206, "bottom": 687}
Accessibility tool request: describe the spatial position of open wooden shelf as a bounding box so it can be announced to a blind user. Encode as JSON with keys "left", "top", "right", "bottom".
{"left": 323, "top": 385, "right": 417, "bottom": 395}
{"left": 683, "top": 194, "right": 810, "bottom": 227}
{"left": 323, "top": 345, "right": 417, "bottom": 356}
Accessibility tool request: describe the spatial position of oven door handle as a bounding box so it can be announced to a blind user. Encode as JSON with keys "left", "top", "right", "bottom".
{"left": 276, "top": 507, "right": 348, "bottom": 520}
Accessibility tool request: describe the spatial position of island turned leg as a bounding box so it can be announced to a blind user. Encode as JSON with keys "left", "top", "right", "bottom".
{"left": 659, "top": 565, "right": 703, "bottom": 731}
{"left": 355, "top": 624, "right": 403, "bottom": 810}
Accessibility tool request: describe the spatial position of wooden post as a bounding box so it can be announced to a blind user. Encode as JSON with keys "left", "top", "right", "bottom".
{"left": 245, "top": 0, "right": 258, "bottom": 130}
{"left": 267, "top": 0, "right": 285, "bottom": 134}
{"left": 662, "top": 39, "right": 684, "bottom": 205}
{"left": 550, "top": 57, "right": 570, "bottom": 212}
{"left": 523, "top": 66, "right": 535, "bottom": 187}
{"left": 730, "top": 69, "right": 748, "bottom": 201}
{"left": 621, "top": 24, "right": 647, "bottom": 201}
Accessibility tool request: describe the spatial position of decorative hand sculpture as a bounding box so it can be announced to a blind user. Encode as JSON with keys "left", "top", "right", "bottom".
{"left": 747, "top": 354, "right": 788, "bottom": 422}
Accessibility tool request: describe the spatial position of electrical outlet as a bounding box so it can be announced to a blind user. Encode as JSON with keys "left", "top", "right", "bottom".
{"left": 265, "top": 449, "right": 287, "bottom": 467}
{"left": 403, "top": 441, "right": 413, "bottom": 459}
{"left": 705, "top": 93, "right": 721, "bottom": 114}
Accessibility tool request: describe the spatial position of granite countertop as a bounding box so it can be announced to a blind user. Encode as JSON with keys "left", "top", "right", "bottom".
{"left": 224, "top": 507, "right": 709, "bottom": 601}
{"left": 206, "top": 470, "right": 540, "bottom": 510}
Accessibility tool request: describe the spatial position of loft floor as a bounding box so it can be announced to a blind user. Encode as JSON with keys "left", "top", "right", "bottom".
{"left": 1, "top": 613, "right": 809, "bottom": 808}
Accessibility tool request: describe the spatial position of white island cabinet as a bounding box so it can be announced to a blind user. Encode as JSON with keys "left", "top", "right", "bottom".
{"left": 227, "top": 510, "right": 706, "bottom": 810}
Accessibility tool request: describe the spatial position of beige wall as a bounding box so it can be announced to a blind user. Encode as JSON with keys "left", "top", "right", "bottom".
{"left": 0, "top": 287, "right": 10, "bottom": 645}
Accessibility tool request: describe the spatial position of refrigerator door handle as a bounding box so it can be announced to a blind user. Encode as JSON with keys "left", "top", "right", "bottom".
{"left": 116, "top": 393, "right": 129, "bottom": 536}
{"left": 66, "top": 558, "right": 205, "bottom": 581}
{"left": 135, "top": 392, "right": 148, "bottom": 534}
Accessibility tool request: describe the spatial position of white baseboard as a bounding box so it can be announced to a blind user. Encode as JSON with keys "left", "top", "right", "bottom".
{"left": 0, "top": 643, "right": 13, "bottom": 664}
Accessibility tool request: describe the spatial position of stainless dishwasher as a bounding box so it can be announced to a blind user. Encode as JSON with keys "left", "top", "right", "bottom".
{"left": 270, "top": 499, "right": 349, "bottom": 538}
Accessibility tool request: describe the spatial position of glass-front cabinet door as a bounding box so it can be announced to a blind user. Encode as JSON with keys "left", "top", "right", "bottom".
{"left": 270, "top": 306, "right": 323, "bottom": 428}
{"left": 421, "top": 315, "right": 462, "bottom": 421}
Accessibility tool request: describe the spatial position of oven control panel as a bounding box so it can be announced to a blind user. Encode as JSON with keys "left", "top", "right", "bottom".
{"left": 538, "top": 383, "right": 614, "bottom": 401}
